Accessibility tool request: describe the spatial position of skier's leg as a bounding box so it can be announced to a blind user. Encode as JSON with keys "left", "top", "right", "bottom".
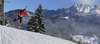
{"left": 18, "top": 17, "right": 22, "bottom": 28}
{"left": 6, "top": 16, "right": 19, "bottom": 26}
{"left": 10, "top": 17, "right": 19, "bottom": 24}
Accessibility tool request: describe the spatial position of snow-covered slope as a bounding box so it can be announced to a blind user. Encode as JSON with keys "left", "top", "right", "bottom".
{"left": 0, "top": 25, "right": 76, "bottom": 44}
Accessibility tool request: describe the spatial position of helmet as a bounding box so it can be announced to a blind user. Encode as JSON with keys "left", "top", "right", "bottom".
{"left": 23, "top": 9, "right": 26, "bottom": 12}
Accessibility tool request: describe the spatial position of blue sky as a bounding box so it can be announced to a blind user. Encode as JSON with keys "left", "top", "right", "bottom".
{"left": 4, "top": 0, "right": 100, "bottom": 13}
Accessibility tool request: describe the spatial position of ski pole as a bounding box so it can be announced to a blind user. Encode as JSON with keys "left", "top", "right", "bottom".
{"left": 24, "top": 6, "right": 28, "bottom": 9}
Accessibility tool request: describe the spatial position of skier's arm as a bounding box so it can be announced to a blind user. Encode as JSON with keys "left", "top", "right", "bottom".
{"left": 26, "top": 12, "right": 31, "bottom": 16}
{"left": 24, "top": 12, "right": 26, "bottom": 16}
{"left": 27, "top": 12, "right": 34, "bottom": 16}
{"left": 16, "top": 11, "right": 20, "bottom": 14}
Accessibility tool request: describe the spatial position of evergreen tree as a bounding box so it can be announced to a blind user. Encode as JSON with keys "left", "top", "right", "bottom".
{"left": 0, "top": 0, "right": 5, "bottom": 25}
{"left": 27, "top": 4, "right": 45, "bottom": 34}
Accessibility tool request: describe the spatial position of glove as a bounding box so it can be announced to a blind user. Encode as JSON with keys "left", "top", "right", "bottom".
{"left": 24, "top": 15, "right": 26, "bottom": 17}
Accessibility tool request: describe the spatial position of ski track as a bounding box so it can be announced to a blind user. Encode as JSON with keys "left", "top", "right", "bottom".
{"left": 0, "top": 25, "right": 76, "bottom": 44}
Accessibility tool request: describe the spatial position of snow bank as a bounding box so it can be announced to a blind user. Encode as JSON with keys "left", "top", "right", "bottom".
{"left": 0, "top": 25, "right": 76, "bottom": 44}
{"left": 72, "top": 35, "right": 99, "bottom": 44}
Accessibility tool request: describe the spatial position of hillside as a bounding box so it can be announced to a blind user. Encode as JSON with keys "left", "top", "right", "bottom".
{"left": 0, "top": 25, "right": 76, "bottom": 44}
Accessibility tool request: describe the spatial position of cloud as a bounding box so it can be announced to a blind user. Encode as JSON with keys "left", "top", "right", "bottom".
{"left": 74, "top": 0, "right": 98, "bottom": 5}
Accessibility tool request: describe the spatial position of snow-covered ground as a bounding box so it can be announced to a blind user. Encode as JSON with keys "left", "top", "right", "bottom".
{"left": 0, "top": 25, "right": 76, "bottom": 44}
{"left": 72, "top": 35, "right": 99, "bottom": 44}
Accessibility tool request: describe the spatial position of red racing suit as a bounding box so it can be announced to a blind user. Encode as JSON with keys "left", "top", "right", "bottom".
{"left": 13, "top": 9, "right": 27, "bottom": 23}
{"left": 17, "top": 10, "right": 26, "bottom": 17}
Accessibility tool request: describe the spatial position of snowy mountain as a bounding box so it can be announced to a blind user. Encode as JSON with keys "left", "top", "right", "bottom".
{"left": 44, "top": 4, "right": 100, "bottom": 39}
{"left": 0, "top": 25, "right": 76, "bottom": 44}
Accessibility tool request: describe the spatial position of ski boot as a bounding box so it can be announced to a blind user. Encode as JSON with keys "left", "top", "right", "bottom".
{"left": 6, "top": 23, "right": 10, "bottom": 26}
{"left": 6, "top": 21, "right": 14, "bottom": 26}
{"left": 18, "top": 26, "right": 20, "bottom": 29}
{"left": 18, "top": 23, "right": 21, "bottom": 29}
